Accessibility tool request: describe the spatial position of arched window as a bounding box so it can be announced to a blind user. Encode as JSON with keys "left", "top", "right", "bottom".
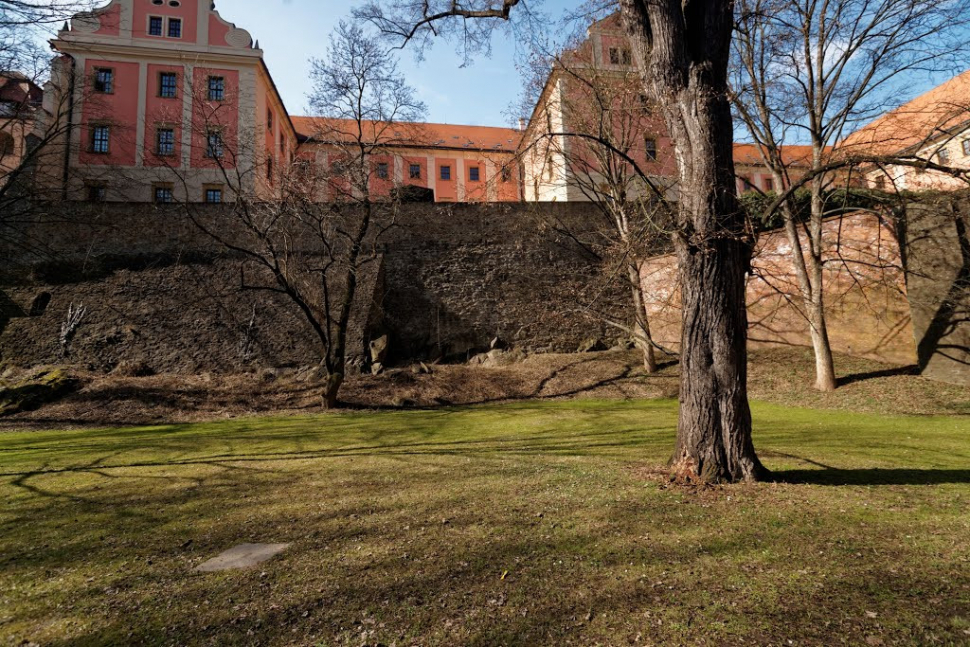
{"left": 0, "top": 132, "right": 14, "bottom": 158}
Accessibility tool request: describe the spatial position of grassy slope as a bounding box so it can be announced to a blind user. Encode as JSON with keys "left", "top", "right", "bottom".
{"left": 1, "top": 400, "right": 969, "bottom": 646}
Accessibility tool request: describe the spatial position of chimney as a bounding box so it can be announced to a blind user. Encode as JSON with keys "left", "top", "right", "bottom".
{"left": 518, "top": 117, "right": 527, "bottom": 131}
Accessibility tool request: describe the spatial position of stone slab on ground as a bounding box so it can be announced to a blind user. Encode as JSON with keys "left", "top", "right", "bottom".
{"left": 195, "top": 543, "right": 290, "bottom": 572}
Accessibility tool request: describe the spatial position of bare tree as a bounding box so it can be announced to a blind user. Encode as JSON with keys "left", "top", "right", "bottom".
{"left": 357, "top": 0, "right": 767, "bottom": 482}
{"left": 519, "top": 31, "right": 675, "bottom": 371}
{"left": 174, "top": 21, "right": 425, "bottom": 408}
{"left": 730, "top": 0, "right": 970, "bottom": 391}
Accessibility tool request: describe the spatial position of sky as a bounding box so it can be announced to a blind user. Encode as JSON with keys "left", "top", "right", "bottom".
{"left": 217, "top": 0, "right": 565, "bottom": 128}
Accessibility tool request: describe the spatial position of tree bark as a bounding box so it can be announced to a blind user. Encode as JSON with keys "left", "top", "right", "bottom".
{"left": 322, "top": 372, "right": 344, "bottom": 409}
{"left": 629, "top": 261, "right": 658, "bottom": 372}
{"left": 775, "top": 170, "right": 838, "bottom": 392}
{"left": 621, "top": 0, "right": 767, "bottom": 482}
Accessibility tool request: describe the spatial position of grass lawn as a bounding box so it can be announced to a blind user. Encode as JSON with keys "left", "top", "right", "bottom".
{"left": 1, "top": 400, "right": 969, "bottom": 646}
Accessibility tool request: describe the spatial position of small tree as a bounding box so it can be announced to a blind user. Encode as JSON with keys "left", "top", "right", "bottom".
{"left": 177, "top": 21, "right": 425, "bottom": 408}
{"left": 730, "top": 0, "right": 970, "bottom": 391}
{"left": 519, "top": 32, "right": 675, "bottom": 371}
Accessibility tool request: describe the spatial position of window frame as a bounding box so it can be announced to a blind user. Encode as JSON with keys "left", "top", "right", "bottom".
{"left": 93, "top": 67, "right": 114, "bottom": 94}
{"left": 148, "top": 15, "right": 163, "bottom": 36}
{"left": 375, "top": 162, "right": 389, "bottom": 180}
{"left": 501, "top": 166, "right": 512, "bottom": 183}
{"left": 938, "top": 148, "right": 950, "bottom": 164}
{"left": 153, "top": 184, "right": 174, "bottom": 204}
{"left": 644, "top": 137, "right": 658, "bottom": 161}
{"left": 156, "top": 126, "right": 176, "bottom": 156}
{"left": 409, "top": 163, "right": 421, "bottom": 179}
{"left": 468, "top": 166, "right": 480, "bottom": 182}
{"left": 205, "top": 129, "right": 224, "bottom": 159}
{"left": 167, "top": 17, "right": 182, "bottom": 39}
{"left": 207, "top": 76, "right": 225, "bottom": 102}
{"left": 91, "top": 124, "right": 110, "bottom": 154}
{"left": 158, "top": 71, "right": 178, "bottom": 99}
{"left": 609, "top": 47, "right": 620, "bottom": 65}
{"left": 963, "top": 140, "right": 970, "bottom": 157}
{"left": 203, "top": 186, "right": 223, "bottom": 204}
{"left": 86, "top": 183, "right": 107, "bottom": 202}
{"left": 440, "top": 165, "right": 451, "bottom": 181}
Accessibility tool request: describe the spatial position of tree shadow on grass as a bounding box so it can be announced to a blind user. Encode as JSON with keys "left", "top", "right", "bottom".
{"left": 837, "top": 364, "right": 920, "bottom": 387}
{"left": 772, "top": 467, "right": 970, "bottom": 485}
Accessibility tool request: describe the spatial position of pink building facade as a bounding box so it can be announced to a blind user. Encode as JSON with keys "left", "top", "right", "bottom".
{"left": 42, "top": 0, "right": 296, "bottom": 203}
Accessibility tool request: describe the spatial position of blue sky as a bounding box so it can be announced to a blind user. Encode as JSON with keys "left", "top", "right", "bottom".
{"left": 219, "top": 0, "right": 564, "bottom": 127}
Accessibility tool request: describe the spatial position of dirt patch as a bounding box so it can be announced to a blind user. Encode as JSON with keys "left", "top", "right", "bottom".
{"left": 2, "top": 347, "right": 969, "bottom": 431}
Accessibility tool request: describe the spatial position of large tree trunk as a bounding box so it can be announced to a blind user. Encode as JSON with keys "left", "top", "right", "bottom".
{"left": 629, "top": 261, "right": 659, "bottom": 372}
{"left": 621, "top": 0, "right": 767, "bottom": 482}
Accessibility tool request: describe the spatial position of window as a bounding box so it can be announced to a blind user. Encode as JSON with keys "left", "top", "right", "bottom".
{"left": 207, "top": 76, "right": 224, "bottom": 101}
{"left": 86, "top": 184, "right": 106, "bottom": 202}
{"left": 501, "top": 166, "right": 512, "bottom": 183}
{"left": 376, "top": 162, "right": 389, "bottom": 179}
{"left": 156, "top": 127, "right": 175, "bottom": 156}
{"left": 938, "top": 148, "right": 951, "bottom": 164}
{"left": 644, "top": 137, "right": 657, "bottom": 161}
{"left": 159, "top": 72, "right": 177, "bottom": 98}
{"left": 874, "top": 175, "right": 886, "bottom": 189}
{"left": 621, "top": 49, "right": 632, "bottom": 65}
{"left": 963, "top": 140, "right": 970, "bottom": 156}
{"left": 206, "top": 130, "right": 223, "bottom": 158}
{"left": 154, "top": 185, "right": 174, "bottom": 203}
{"left": 547, "top": 155, "right": 554, "bottom": 181}
{"left": 609, "top": 47, "right": 620, "bottom": 64}
{"left": 204, "top": 187, "right": 223, "bottom": 203}
{"left": 639, "top": 94, "right": 651, "bottom": 112}
{"left": 94, "top": 68, "right": 113, "bottom": 93}
{"left": 267, "top": 109, "right": 273, "bottom": 132}
{"left": 469, "top": 166, "right": 480, "bottom": 182}
{"left": 266, "top": 155, "right": 274, "bottom": 181}
{"left": 764, "top": 177, "right": 774, "bottom": 191}
{"left": 91, "top": 125, "right": 110, "bottom": 153}
{"left": 167, "top": 18, "right": 182, "bottom": 38}
{"left": 440, "top": 165, "right": 451, "bottom": 181}
{"left": 740, "top": 176, "right": 753, "bottom": 191}
{"left": 148, "top": 16, "right": 163, "bottom": 36}
{"left": 409, "top": 163, "right": 421, "bottom": 179}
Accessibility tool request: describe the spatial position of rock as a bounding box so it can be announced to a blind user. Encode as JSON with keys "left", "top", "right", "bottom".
{"left": 577, "top": 337, "right": 608, "bottom": 353}
{"left": 371, "top": 362, "right": 384, "bottom": 375}
{"left": 195, "top": 543, "right": 289, "bottom": 572}
{"left": 0, "top": 369, "right": 81, "bottom": 416}
{"left": 410, "top": 362, "right": 433, "bottom": 375}
{"left": 469, "top": 353, "right": 489, "bottom": 366}
{"left": 111, "top": 359, "right": 155, "bottom": 377}
{"left": 369, "top": 335, "right": 389, "bottom": 365}
{"left": 490, "top": 337, "right": 508, "bottom": 350}
{"left": 611, "top": 337, "right": 635, "bottom": 351}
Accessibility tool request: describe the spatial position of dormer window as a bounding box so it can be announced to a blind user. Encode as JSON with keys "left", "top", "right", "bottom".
{"left": 148, "top": 16, "right": 163, "bottom": 36}
{"left": 609, "top": 47, "right": 619, "bottom": 64}
{"left": 168, "top": 18, "right": 182, "bottom": 38}
{"left": 622, "top": 49, "right": 632, "bottom": 65}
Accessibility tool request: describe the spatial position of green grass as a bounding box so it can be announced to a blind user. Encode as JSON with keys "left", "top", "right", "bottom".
{"left": 1, "top": 400, "right": 969, "bottom": 646}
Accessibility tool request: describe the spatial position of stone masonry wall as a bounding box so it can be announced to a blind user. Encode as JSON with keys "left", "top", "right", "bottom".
{"left": 642, "top": 212, "right": 918, "bottom": 366}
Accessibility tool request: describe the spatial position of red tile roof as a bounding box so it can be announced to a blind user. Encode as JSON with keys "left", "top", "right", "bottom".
{"left": 292, "top": 117, "right": 522, "bottom": 152}
{"left": 733, "top": 143, "right": 815, "bottom": 167}
{"left": 840, "top": 69, "right": 970, "bottom": 156}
